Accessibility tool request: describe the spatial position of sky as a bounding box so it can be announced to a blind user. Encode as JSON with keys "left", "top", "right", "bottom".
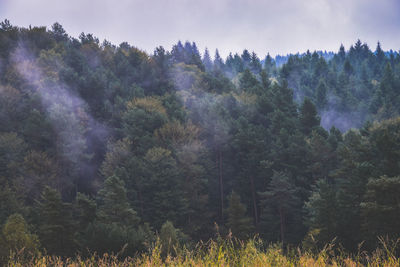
{"left": 1, "top": 0, "right": 399, "bottom": 58}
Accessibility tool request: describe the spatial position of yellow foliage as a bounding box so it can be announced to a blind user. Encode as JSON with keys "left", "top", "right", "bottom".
{"left": 145, "top": 147, "right": 172, "bottom": 163}
{"left": 233, "top": 92, "right": 257, "bottom": 106}
{"left": 126, "top": 97, "right": 167, "bottom": 116}
{"left": 155, "top": 120, "right": 200, "bottom": 147}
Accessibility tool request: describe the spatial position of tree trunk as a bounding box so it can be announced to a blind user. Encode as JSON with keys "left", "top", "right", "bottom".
{"left": 250, "top": 175, "right": 259, "bottom": 228}
{"left": 138, "top": 187, "right": 144, "bottom": 216}
{"left": 279, "top": 205, "right": 285, "bottom": 248}
{"left": 219, "top": 149, "right": 224, "bottom": 223}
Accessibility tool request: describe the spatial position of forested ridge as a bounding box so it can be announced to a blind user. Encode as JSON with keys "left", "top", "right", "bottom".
{"left": 0, "top": 20, "right": 400, "bottom": 261}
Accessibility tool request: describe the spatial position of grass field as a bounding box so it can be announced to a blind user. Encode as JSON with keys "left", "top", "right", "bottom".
{"left": 6, "top": 237, "right": 400, "bottom": 266}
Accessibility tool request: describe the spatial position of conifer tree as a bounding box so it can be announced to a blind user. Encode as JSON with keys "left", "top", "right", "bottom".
{"left": 259, "top": 171, "right": 301, "bottom": 246}
{"left": 36, "top": 186, "right": 76, "bottom": 256}
{"left": 361, "top": 176, "right": 400, "bottom": 248}
{"left": 202, "top": 48, "right": 213, "bottom": 72}
{"left": 226, "top": 191, "right": 254, "bottom": 240}
{"left": 300, "top": 98, "right": 321, "bottom": 135}
{"left": 97, "top": 175, "right": 140, "bottom": 226}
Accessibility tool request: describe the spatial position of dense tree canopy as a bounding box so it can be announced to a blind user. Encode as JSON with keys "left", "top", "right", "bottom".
{"left": 0, "top": 20, "right": 399, "bottom": 260}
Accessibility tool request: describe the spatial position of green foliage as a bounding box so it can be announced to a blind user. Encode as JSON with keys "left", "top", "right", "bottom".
{"left": 97, "top": 175, "right": 140, "bottom": 226}
{"left": 159, "top": 220, "right": 187, "bottom": 257}
{"left": 0, "top": 21, "right": 400, "bottom": 259}
{"left": 361, "top": 176, "right": 400, "bottom": 248}
{"left": 35, "top": 187, "right": 76, "bottom": 256}
{"left": 300, "top": 98, "right": 320, "bottom": 135}
{"left": 259, "top": 171, "right": 302, "bottom": 245}
{"left": 226, "top": 191, "right": 254, "bottom": 240}
{"left": 0, "top": 213, "right": 39, "bottom": 264}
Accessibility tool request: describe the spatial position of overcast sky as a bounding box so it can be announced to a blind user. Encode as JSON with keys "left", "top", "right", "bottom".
{"left": 1, "top": 0, "right": 399, "bottom": 58}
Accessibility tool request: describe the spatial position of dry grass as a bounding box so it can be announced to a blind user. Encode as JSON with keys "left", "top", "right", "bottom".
{"left": 6, "top": 238, "right": 400, "bottom": 267}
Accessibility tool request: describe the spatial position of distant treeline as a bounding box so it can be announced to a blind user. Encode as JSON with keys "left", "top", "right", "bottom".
{"left": 0, "top": 20, "right": 399, "bottom": 261}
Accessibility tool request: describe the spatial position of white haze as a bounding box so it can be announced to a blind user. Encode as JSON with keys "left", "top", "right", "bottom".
{"left": 10, "top": 43, "right": 108, "bottom": 170}
{"left": 1, "top": 0, "right": 399, "bottom": 57}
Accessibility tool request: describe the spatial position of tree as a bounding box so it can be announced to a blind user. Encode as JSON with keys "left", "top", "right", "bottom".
{"left": 333, "top": 130, "right": 373, "bottom": 250}
{"left": 259, "top": 171, "right": 301, "bottom": 246}
{"left": 343, "top": 60, "right": 354, "bottom": 76}
{"left": 250, "top": 52, "right": 262, "bottom": 74}
{"left": 299, "top": 98, "right": 321, "bottom": 135}
{"left": 373, "top": 63, "right": 398, "bottom": 120}
{"left": 202, "top": 48, "right": 213, "bottom": 71}
{"left": 79, "top": 176, "right": 150, "bottom": 256}
{"left": 304, "top": 179, "right": 339, "bottom": 248}
{"left": 338, "top": 44, "right": 346, "bottom": 61}
{"left": 122, "top": 97, "right": 168, "bottom": 154}
{"left": 239, "top": 69, "right": 261, "bottom": 94}
{"left": 0, "top": 132, "right": 26, "bottom": 179}
{"left": 73, "top": 193, "right": 96, "bottom": 230}
{"left": 139, "top": 147, "right": 188, "bottom": 229}
{"left": 241, "top": 49, "right": 251, "bottom": 69}
{"left": 226, "top": 191, "right": 254, "bottom": 240}
{"left": 213, "top": 49, "right": 224, "bottom": 72}
{"left": 159, "top": 221, "right": 187, "bottom": 257}
{"left": 361, "top": 176, "right": 400, "bottom": 249}
{"left": 375, "top": 42, "right": 386, "bottom": 67}
{"left": 21, "top": 151, "right": 58, "bottom": 203}
{"left": 315, "top": 80, "right": 328, "bottom": 110}
{"left": 35, "top": 186, "right": 76, "bottom": 256}
{"left": 97, "top": 175, "right": 140, "bottom": 226}
{"left": 263, "top": 53, "right": 275, "bottom": 75}
{"left": 0, "top": 214, "right": 39, "bottom": 263}
{"left": 50, "top": 22, "right": 68, "bottom": 42}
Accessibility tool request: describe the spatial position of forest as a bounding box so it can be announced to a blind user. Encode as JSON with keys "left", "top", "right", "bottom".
{"left": 0, "top": 20, "right": 400, "bottom": 264}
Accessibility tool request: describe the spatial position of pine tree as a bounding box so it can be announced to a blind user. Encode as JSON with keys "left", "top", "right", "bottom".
{"left": 36, "top": 186, "right": 76, "bottom": 256}
{"left": 97, "top": 175, "right": 140, "bottom": 226}
{"left": 239, "top": 69, "right": 261, "bottom": 93}
{"left": 375, "top": 42, "right": 386, "bottom": 67}
{"left": 361, "top": 176, "right": 400, "bottom": 249}
{"left": 74, "top": 193, "right": 96, "bottom": 230}
{"left": 213, "top": 49, "right": 224, "bottom": 72}
{"left": 338, "top": 44, "right": 346, "bottom": 61}
{"left": 250, "top": 52, "right": 262, "bottom": 74}
{"left": 259, "top": 171, "right": 301, "bottom": 246}
{"left": 299, "top": 98, "right": 321, "bottom": 135}
{"left": 263, "top": 53, "right": 275, "bottom": 75}
{"left": 140, "top": 147, "right": 187, "bottom": 229}
{"left": 226, "top": 191, "right": 254, "bottom": 240}
{"left": 202, "top": 48, "right": 213, "bottom": 71}
{"left": 315, "top": 79, "right": 328, "bottom": 109}
{"left": 241, "top": 49, "right": 251, "bottom": 69}
{"left": 304, "top": 179, "right": 339, "bottom": 248}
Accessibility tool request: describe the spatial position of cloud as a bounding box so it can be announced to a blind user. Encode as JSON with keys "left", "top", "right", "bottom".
{"left": 1, "top": 0, "right": 399, "bottom": 57}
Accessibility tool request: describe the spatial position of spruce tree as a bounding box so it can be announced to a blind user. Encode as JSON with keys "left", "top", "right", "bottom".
{"left": 361, "top": 176, "right": 400, "bottom": 249}
{"left": 202, "top": 48, "right": 213, "bottom": 72}
{"left": 36, "top": 186, "right": 76, "bottom": 256}
{"left": 97, "top": 175, "right": 140, "bottom": 226}
{"left": 226, "top": 191, "right": 254, "bottom": 240}
{"left": 300, "top": 98, "right": 321, "bottom": 135}
{"left": 259, "top": 171, "right": 301, "bottom": 246}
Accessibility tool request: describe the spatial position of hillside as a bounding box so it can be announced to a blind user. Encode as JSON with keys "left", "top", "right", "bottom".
{"left": 0, "top": 20, "right": 400, "bottom": 262}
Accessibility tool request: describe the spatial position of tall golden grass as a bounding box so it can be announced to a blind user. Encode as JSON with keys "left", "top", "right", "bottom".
{"left": 7, "top": 237, "right": 400, "bottom": 267}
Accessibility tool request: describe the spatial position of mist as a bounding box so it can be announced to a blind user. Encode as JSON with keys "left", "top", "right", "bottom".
{"left": 10, "top": 42, "right": 108, "bottom": 184}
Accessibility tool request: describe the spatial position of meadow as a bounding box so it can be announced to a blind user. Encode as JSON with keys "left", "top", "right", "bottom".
{"left": 7, "top": 237, "right": 400, "bottom": 267}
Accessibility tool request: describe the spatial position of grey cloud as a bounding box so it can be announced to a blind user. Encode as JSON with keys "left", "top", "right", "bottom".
{"left": 1, "top": 0, "right": 399, "bottom": 57}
